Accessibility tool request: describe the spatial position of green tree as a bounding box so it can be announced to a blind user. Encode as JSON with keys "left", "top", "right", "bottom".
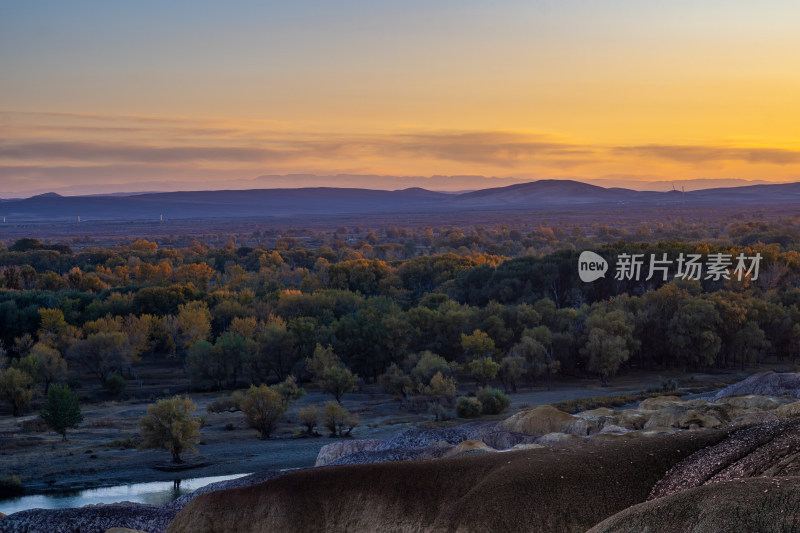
{"left": 252, "top": 318, "right": 299, "bottom": 382}
{"left": 138, "top": 396, "right": 201, "bottom": 463}
{"left": 581, "top": 307, "right": 638, "bottom": 385}
{"left": 185, "top": 334, "right": 255, "bottom": 390}
{"left": 667, "top": 298, "right": 722, "bottom": 370}
{"left": 520, "top": 326, "right": 561, "bottom": 390}
{"left": 240, "top": 384, "right": 286, "bottom": 439}
{"left": 39, "top": 384, "right": 83, "bottom": 441}
{"left": 731, "top": 320, "right": 770, "bottom": 370}
{"left": 499, "top": 354, "right": 525, "bottom": 393}
{"left": 306, "top": 344, "right": 358, "bottom": 403}
{"left": 379, "top": 363, "right": 413, "bottom": 400}
{"left": 409, "top": 351, "right": 454, "bottom": 384}
{"left": 583, "top": 329, "right": 629, "bottom": 385}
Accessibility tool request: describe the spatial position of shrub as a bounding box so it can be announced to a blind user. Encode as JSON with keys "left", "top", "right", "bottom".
{"left": 322, "top": 401, "right": 358, "bottom": 437}
{"left": 430, "top": 403, "right": 451, "bottom": 421}
{"left": 103, "top": 373, "right": 127, "bottom": 397}
{"left": 240, "top": 384, "right": 286, "bottom": 439}
{"left": 661, "top": 377, "right": 680, "bottom": 392}
{"left": 298, "top": 405, "right": 320, "bottom": 436}
{"left": 19, "top": 417, "right": 47, "bottom": 433}
{"left": 456, "top": 397, "right": 482, "bottom": 418}
{"left": 138, "top": 395, "right": 201, "bottom": 463}
{"left": 0, "top": 475, "right": 24, "bottom": 498}
{"left": 106, "top": 435, "right": 139, "bottom": 449}
{"left": 40, "top": 384, "right": 84, "bottom": 441}
{"left": 206, "top": 395, "right": 240, "bottom": 413}
{"left": 476, "top": 387, "right": 510, "bottom": 415}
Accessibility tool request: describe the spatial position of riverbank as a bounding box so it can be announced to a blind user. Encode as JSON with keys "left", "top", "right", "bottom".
{"left": 0, "top": 371, "right": 736, "bottom": 503}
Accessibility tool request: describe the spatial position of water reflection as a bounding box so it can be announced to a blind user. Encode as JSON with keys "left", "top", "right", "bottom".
{"left": 0, "top": 473, "right": 249, "bottom": 516}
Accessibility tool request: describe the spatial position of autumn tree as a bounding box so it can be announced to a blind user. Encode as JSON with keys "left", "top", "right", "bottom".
{"left": 465, "top": 356, "right": 500, "bottom": 386}
{"left": 461, "top": 329, "right": 500, "bottom": 385}
{"left": 138, "top": 396, "right": 201, "bottom": 463}
{"left": 419, "top": 371, "right": 457, "bottom": 420}
{"left": 170, "top": 301, "right": 212, "bottom": 356}
{"left": 461, "top": 329, "right": 496, "bottom": 360}
{"left": 298, "top": 405, "right": 320, "bottom": 436}
{"left": 37, "top": 308, "right": 69, "bottom": 348}
{"left": 240, "top": 384, "right": 286, "bottom": 439}
{"left": 321, "top": 401, "right": 358, "bottom": 437}
{"left": 0, "top": 367, "right": 34, "bottom": 416}
{"left": 28, "top": 342, "right": 67, "bottom": 393}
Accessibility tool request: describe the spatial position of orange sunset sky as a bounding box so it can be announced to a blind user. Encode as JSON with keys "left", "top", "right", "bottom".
{"left": 2, "top": 1, "right": 800, "bottom": 196}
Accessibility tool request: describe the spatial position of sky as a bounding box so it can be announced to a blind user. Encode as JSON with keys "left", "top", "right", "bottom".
{"left": 2, "top": 0, "right": 800, "bottom": 195}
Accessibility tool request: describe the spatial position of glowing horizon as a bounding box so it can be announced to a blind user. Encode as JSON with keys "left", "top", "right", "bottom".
{"left": 2, "top": 1, "right": 800, "bottom": 195}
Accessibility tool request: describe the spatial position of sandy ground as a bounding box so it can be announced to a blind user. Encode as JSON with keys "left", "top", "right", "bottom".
{"left": 0, "top": 371, "right": 727, "bottom": 497}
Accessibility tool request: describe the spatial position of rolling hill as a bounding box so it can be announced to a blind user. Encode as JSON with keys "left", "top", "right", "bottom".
{"left": 0, "top": 180, "right": 797, "bottom": 222}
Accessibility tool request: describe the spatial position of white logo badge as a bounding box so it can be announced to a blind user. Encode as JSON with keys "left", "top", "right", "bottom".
{"left": 578, "top": 251, "right": 608, "bottom": 282}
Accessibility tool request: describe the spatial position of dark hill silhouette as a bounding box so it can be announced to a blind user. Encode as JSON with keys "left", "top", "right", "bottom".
{"left": 0, "top": 180, "right": 797, "bottom": 221}
{"left": 452, "top": 179, "right": 658, "bottom": 207}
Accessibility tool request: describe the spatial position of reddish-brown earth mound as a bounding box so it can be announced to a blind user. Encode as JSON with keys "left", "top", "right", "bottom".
{"left": 167, "top": 431, "right": 726, "bottom": 533}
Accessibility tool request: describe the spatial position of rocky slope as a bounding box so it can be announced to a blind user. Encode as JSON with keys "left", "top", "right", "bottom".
{"left": 588, "top": 476, "right": 800, "bottom": 533}
{"left": 715, "top": 371, "right": 800, "bottom": 399}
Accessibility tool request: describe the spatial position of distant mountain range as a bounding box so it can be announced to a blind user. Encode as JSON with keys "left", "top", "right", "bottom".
{"left": 1, "top": 180, "right": 799, "bottom": 222}
{"left": 0, "top": 174, "right": 780, "bottom": 197}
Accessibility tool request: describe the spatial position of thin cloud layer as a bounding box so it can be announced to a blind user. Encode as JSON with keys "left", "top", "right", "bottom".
{"left": 616, "top": 145, "right": 800, "bottom": 165}
{"left": 1, "top": 111, "right": 799, "bottom": 194}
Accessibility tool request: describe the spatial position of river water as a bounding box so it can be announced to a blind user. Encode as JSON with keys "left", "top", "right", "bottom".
{"left": 0, "top": 473, "right": 249, "bottom": 516}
